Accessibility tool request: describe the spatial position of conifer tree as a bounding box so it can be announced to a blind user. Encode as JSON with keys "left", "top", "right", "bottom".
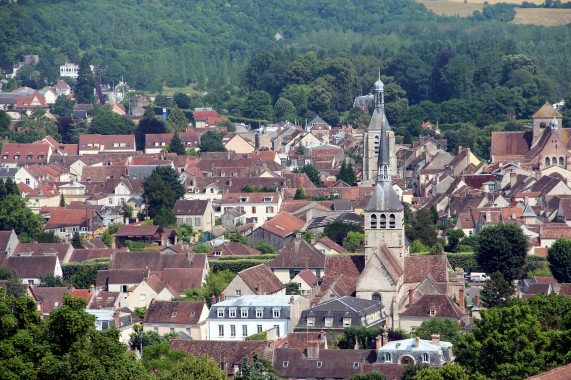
{"left": 70, "top": 231, "right": 84, "bottom": 248}
{"left": 75, "top": 56, "right": 95, "bottom": 104}
{"left": 167, "top": 105, "right": 188, "bottom": 132}
{"left": 168, "top": 131, "right": 186, "bottom": 155}
{"left": 59, "top": 194, "right": 66, "bottom": 207}
{"left": 5, "top": 178, "right": 19, "bottom": 195}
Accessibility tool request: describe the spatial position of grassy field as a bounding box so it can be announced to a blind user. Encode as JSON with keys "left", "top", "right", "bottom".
{"left": 419, "top": 0, "right": 570, "bottom": 25}
{"left": 419, "top": 0, "right": 483, "bottom": 17}
{"left": 513, "top": 8, "right": 571, "bottom": 26}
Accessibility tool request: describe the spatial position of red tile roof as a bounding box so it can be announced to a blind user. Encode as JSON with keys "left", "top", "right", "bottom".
{"left": 532, "top": 102, "right": 562, "bottom": 119}
{"left": 143, "top": 301, "right": 205, "bottom": 324}
{"left": 44, "top": 209, "right": 97, "bottom": 229}
{"left": 260, "top": 212, "right": 306, "bottom": 238}
{"left": 235, "top": 263, "right": 285, "bottom": 295}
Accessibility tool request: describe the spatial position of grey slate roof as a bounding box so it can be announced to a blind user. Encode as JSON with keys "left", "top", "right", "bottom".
{"left": 297, "top": 296, "right": 385, "bottom": 330}
{"left": 364, "top": 182, "right": 404, "bottom": 212}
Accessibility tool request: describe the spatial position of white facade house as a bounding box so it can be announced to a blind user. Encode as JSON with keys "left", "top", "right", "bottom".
{"left": 206, "top": 295, "right": 308, "bottom": 341}
{"left": 220, "top": 192, "right": 281, "bottom": 229}
{"left": 60, "top": 62, "right": 94, "bottom": 78}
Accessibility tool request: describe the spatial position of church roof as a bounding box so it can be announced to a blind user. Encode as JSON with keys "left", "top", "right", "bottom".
{"left": 363, "top": 182, "right": 404, "bottom": 212}
{"left": 367, "top": 107, "right": 390, "bottom": 131}
{"left": 532, "top": 102, "right": 562, "bottom": 119}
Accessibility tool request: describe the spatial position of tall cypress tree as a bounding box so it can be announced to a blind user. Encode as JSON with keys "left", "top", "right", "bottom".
{"left": 75, "top": 56, "right": 95, "bottom": 104}
{"left": 167, "top": 105, "right": 188, "bottom": 132}
{"left": 168, "top": 131, "right": 186, "bottom": 155}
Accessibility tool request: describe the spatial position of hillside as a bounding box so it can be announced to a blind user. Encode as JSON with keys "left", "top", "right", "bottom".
{"left": 0, "top": 0, "right": 568, "bottom": 95}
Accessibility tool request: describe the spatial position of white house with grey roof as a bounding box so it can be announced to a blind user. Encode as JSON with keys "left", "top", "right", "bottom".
{"left": 206, "top": 295, "right": 308, "bottom": 341}
{"left": 377, "top": 335, "right": 454, "bottom": 366}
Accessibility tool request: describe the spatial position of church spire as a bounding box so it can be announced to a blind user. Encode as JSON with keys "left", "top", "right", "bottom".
{"left": 375, "top": 75, "right": 390, "bottom": 184}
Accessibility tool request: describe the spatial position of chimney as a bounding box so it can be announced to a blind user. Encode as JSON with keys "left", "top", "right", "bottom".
{"left": 510, "top": 172, "right": 517, "bottom": 188}
{"left": 415, "top": 336, "right": 420, "bottom": 349}
{"left": 536, "top": 171, "right": 542, "bottom": 180}
{"left": 376, "top": 335, "right": 383, "bottom": 350}
{"left": 113, "top": 310, "right": 121, "bottom": 328}
{"left": 459, "top": 289, "right": 465, "bottom": 312}
{"left": 290, "top": 295, "right": 295, "bottom": 304}
{"left": 408, "top": 288, "right": 414, "bottom": 306}
{"left": 306, "top": 339, "right": 320, "bottom": 359}
{"left": 474, "top": 294, "right": 480, "bottom": 308}
{"left": 219, "top": 293, "right": 225, "bottom": 302}
{"left": 458, "top": 145, "right": 462, "bottom": 154}
{"left": 89, "top": 284, "right": 95, "bottom": 294}
{"left": 211, "top": 294, "right": 216, "bottom": 305}
{"left": 431, "top": 334, "right": 440, "bottom": 346}
{"left": 382, "top": 331, "right": 388, "bottom": 346}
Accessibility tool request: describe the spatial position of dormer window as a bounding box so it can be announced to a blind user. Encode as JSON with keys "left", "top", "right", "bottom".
{"left": 422, "top": 353, "right": 429, "bottom": 363}
{"left": 325, "top": 317, "right": 333, "bottom": 327}
{"left": 240, "top": 197, "right": 248, "bottom": 203}
{"left": 26, "top": 155, "right": 32, "bottom": 160}
{"left": 14, "top": 155, "right": 19, "bottom": 160}
{"left": 264, "top": 197, "right": 272, "bottom": 202}
{"left": 343, "top": 317, "right": 352, "bottom": 327}
{"left": 307, "top": 316, "right": 315, "bottom": 326}
{"left": 217, "top": 308, "right": 224, "bottom": 317}
{"left": 213, "top": 251, "right": 222, "bottom": 256}
{"left": 2, "top": 155, "right": 7, "bottom": 159}
{"left": 430, "top": 309, "right": 436, "bottom": 316}
{"left": 316, "top": 361, "right": 322, "bottom": 368}
{"left": 172, "top": 312, "right": 177, "bottom": 317}
{"left": 38, "top": 155, "right": 44, "bottom": 160}
{"left": 353, "top": 362, "right": 359, "bottom": 368}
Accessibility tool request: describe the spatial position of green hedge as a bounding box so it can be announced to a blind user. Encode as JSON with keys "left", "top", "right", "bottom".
{"left": 446, "top": 253, "right": 480, "bottom": 272}
{"left": 227, "top": 116, "right": 270, "bottom": 128}
{"left": 62, "top": 259, "right": 109, "bottom": 282}
{"left": 152, "top": 106, "right": 194, "bottom": 121}
{"left": 245, "top": 331, "right": 267, "bottom": 341}
{"left": 217, "top": 254, "right": 277, "bottom": 261}
{"left": 527, "top": 255, "right": 547, "bottom": 263}
{"left": 210, "top": 259, "right": 270, "bottom": 274}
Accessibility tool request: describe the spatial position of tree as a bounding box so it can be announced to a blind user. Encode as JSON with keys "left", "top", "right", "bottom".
{"left": 143, "top": 166, "right": 185, "bottom": 218}
{"left": 198, "top": 130, "right": 227, "bottom": 153}
{"left": 0, "top": 110, "right": 10, "bottom": 135}
{"left": 173, "top": 93, "right": 191, "bottom": 109}
{"left": 293, "top": 186, "right": 307, "bottom": 200}
{"left": 193, "top": 244, "right": 210, "bottom": 253}
{"left": 129, "top": 330, "right": 177, "bottom": 351}
{"left": 167, "top": 105, "right": 189, "bottom": 132}
{"left": 286, "top": 282, "right": 301, "bottom": 295}
{"left": 135, "top": 107, "right": 168, "bottom": 150}
{"left": 35, "top": 231, "right": 61, "bottom": 243}
{"left": 0, "top": 195, "right": 43, "bottom": 242}
{"left": 480, "top": 271, "right": 515, "bottom": 308}
{"left": 454, "top": 304, "right": 567, "bottom": 379}
{"left": 38, "top": 273, "right": 66, "bottom": 287}
{"left": 295, "top": 143, "right": 306, "bottom": 155}
{"left": 14, "top": 114, "right": 61, "bottom": 143}
{"left": 224, "top": 229, "right": 249, "bottom": 245}
{"left": 274, "top": 97, "right": 297, "bottom": 122}
{"left": 254, "top": 241, "right": 276, "bottom": 254}
{"left": 50, "top": 95, "right": 75, "bottom": 117}
{"left": 445, "top": 228, "right": 465, "bottom": 253}
{"left": 401, "top": 362, "right": 429, "bottom": 380}
{"left": 412, "top": 318, "right": 461, "bottom": 345}
{"left": 89, "top": 107, "right": 135, "bottom": 135}
{"left": 293, "top": 164, "right": 322, "bottom": 187}
{"left": 405, "top": 208, "right": 438, "bottom": 247}
{"left": 70, "top": 264, "right": 100, "bottom": 289}
{"left": 343, "top": 231, "right": 364, "bottom": 252}
{"left": 0, "top": 268, "right": 27, "bottom": 297}
{"left": 547, "top": 238, "right": 571, "bottom": 283}
{"left": 70, "top": 231, "right": 85, "bottom": 248}
{"left": 167, "top": 131, "right": 186, "bottom": 155}
{"left": 59, "top": 193, "right": 66, "bottom": 207}
{"left": 243, "top": 90, "right": 272, "bottom": 121}
{"left": 476, "top": 223, "right": 528, "bottom": 282}
{"left": 324, "top": 220, "right": 364, "bottom": 245}
{"left": 236, "top": 352, "right": 279, "bottom": 380}
{"left": 153, "top": 207, "right": 177, "bottom": 228}
{"left": 166, "top": 354, "right": 227, "bottom": 380}
{"left": 415, "top": 363, "right": 470, "bottom": 380}
{"left": 5, "top": 178, "right": 19, "bottom": 195}
{"left": 75, "top": 56, "right": 95, "bottom": 104}
{"left": 336, "top": 161, "right": 357, "bottom": 185}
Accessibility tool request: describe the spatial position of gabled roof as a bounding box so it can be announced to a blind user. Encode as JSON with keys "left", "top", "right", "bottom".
{"left": 5, "top": 255, "right": 58, "bottom": 278}
{"left": 236, "top": 263, "right": 285, "bottom": 295}
{"left": 14, "top": 243, "right": 71, "bottom": 263}
{"left": 404, "top": 255, "right": 449, "bottom": 284}
{"left": 259, "top": 212, "right": 306, "bottom": 238}
{"left": 400, "top": 294, "right": 465, "bottom": 319}
{"left": 32, "top": 287, "right": 92, "bottom": 316}
{"left": 44, "top": 209, "right": 98, "bottom": 229}
{"left": 315, "top": 236, "right": 349, "bottom": 254}
{"left": 532, "top": 102, "right": 562, "bottom": 119}
{"left": 144, "top": 301, "right": 205, "bottom": 324}
{"left": 208, "top": 242, "right": 260, "bottom": 257}
{"left": 269, "top": 235, "right": 325, "bottom": 269}
{"left": 114, "top": 225, "right": 162, "bottom": 237}
{"left": 172, "top": 199, "right": 209, "bottom": 215}
{"left": 88, "top": 291, "right": 120, "bottom": 309}
{"left": 297, "top": 269, "right": 318, "bottom": 285}
{"left": 159, "top": 268, "right": 204, "bottom": 295}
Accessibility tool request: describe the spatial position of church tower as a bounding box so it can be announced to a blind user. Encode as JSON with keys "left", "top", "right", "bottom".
{"left": 363, "top": 76, "right": 397, "bottom": 182}
{"left": 356, "top": 75, "right": 407, "bottom": 323}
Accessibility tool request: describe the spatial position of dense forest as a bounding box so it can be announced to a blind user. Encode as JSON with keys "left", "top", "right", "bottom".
{"left": 1, "top": 0, "right": 570, "bottom": 158}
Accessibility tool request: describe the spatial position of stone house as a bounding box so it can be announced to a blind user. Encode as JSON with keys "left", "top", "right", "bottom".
{"left": 220, "top": 192, "right": 282, "bottom": 228}
{"left": 222, "top": 263, "right": 285, "bottom": 299}
{"left": 143, "top": 300, "right": 209, "bottom": 340}
{"left": 172, "top": 199, "right": 214, "bottom": 233}
{"left": 44, "top": 209, "right": 104, "bottom": 241}
{"left": 268, "top": 234, "right": 326, "bottom": 284}
{"left": 248, "top": 212, "right": 306, "bottom": 251}
{"left": 377, "top": 336, "right": 454, "bottom": 366}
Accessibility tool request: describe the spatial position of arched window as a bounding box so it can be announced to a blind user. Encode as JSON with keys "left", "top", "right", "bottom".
{"left": 545, "top": 157, "right": 550, "bottom": 167}
{"left": 372, "top": 293, "right": 382, "bottom": 303}
{"left": 540, "top": 122, "right": 546, "bottom": 128}
{"left": 559, "top": 157, "right": 564, "bottom": 166}
{"left": 384, "top": 353, "right": 392, "bottom": 363}
{"left": 371, "top": 214, "right": 377, "bottom": 229}
{"left": 380, "top": 214, "right": 386, "bottom": 228}
{"left": 552, "top": 157, "right": 557, "bottom": 166}
{"left": 389, "top": 214, "right": 396, "bottom": 228}
{"left": 422, "top": 353, "right": 429, "bottom": 363}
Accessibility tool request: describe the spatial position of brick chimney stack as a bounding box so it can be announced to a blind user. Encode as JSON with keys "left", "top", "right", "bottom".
{"left": 382, "top": 331, "right": 388, "bottom": 346}
{"left": 306, "top": 339, "right": 320, "bottom": 359}
{"left": 474, "top": 294, "right": 480, "bottom": 308}
{"left": 431, "top": 334, "right": 440, "bottom": 346}
{"left": 459, "top": 289, "right": 465, "bottom": 312}
{"left": 415, "top": 336, "right": 420, "bottom": 349}
{"left": 408, "top": 288, "right": 414, "bottom": 306}
{"left": 376, "top": 335, "right": 383, "bottom": 350}
{"left": 211, "top": 294, "right": 216, "bottom": 305}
